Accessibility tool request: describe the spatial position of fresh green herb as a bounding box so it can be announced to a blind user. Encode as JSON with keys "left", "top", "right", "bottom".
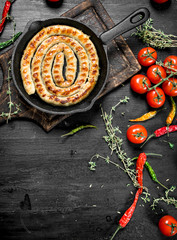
{"left": 61, "top": 124, "right": 97, "bottom": 137}
{"left": 163, "top": 140, "right": 174, "bottom": 149}
{"left": 90, "top": 153, "right": 125, "bottom": 172}
{"left": 132, "top": 18, "right": 177, "bottom": 49}
{"left": 110, "top": 96, "right": 129, "bottom": 113}
{"left": 151, "top": 186, "right": 177, "bottom": 210}
{"left": 141, "top": 191, "right": 151, "bottom": 204}
{"left": 168, "top": 142, "right": 174, "bottom": 149}
{"left": 90, "top": 96, "right": 140, "bottom": 188}
{"left": 0, "top": 61, "right": 21, "bottom": 122}
{"left": 88, "top": 160, "right": 96, "bottom": 171}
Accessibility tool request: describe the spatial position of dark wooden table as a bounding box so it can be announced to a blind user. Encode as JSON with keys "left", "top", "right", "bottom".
{"left": 0, "top": 0, "right": 177, "bottom": 239}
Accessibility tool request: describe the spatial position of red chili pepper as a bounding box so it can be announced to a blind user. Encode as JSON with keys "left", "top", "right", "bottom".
{"left": 110, "top": 189, "right": 140, "bottom": 240}
{"left": 154, "top": 125, "right": 177, "bottom": 137}
{"left": 0, "top": 0, "right": 13, "bottom": 34}
{"left": 141, "top": 125, "right": 177, "bottom": 148}
{"left": 136, "top": 152, "right": 147, "bottom": 194}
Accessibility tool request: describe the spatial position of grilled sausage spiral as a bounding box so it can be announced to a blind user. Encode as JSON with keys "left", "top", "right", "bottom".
{"left": 20, "top": 25, "right": 99, "bottom": 106}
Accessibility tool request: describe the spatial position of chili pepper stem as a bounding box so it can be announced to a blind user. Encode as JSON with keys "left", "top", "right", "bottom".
{"left": 140, "top": 134, "right": 155, "bottom": 148}
{"left": 145, "top": 153, "right": 162, "bottom": 157}
{"left": 131, "top": 153, "right": 162, "bottom": 161}
{"left": 156, "top": 180, "right": 169, "bottom": 190}
{"left": 110, "top": 225, "right": 122, "bottom": 240}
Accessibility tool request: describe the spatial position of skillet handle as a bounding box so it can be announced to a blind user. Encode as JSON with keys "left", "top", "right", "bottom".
{"left": 99, "top": 8, "right": 150, "bottom": 45}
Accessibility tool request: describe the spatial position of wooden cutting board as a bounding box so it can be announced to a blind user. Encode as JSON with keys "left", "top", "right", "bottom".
{"left": 0, "top": 0, "right": 141, "bottom": 132}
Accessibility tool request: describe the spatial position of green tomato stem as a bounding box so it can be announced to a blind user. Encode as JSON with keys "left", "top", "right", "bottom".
{"left": 148, "top": 73, "right": 174, "bottom": 91}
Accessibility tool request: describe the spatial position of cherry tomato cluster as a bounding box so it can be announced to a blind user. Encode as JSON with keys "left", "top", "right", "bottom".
{"left": 131, "top": 47, "right": 177, "bottom": 109}
{"left": 128, "top": 48, "right": 177, "bottom": 237}
{"left": 127, "top": 47, "right": 177, "bottom": 145}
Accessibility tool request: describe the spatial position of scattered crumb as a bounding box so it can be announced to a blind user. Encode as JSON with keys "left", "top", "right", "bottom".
{"left": 101, "top": 185, "right": 104, "bottom": 188}
{"left": 89, "top": 184, "right": 92, "bottom": 188}
{"left": 117, "top": 211, "right": 121, "bottom": 214}
{"left": 166, "top": 179, "right": 169, "bottom": 182}
{"left": 92, "top": 205, "right": 97, "bottom": 207}
{"left": 139, "top": 204, "right": 144, "bottom": 207}
{"left": 130, "top": 191, "right": 134, "bottom": 195}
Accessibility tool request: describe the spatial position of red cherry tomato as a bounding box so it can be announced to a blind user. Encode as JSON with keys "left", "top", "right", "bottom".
{"left": 127, "top": 124, "right": 148, "bottom": 144}
{"left": 146, "top": 87, "right": 166, "bottom": 108}
{"left": 158, "top": 215, "right": 177, "bottom": 237}
{"left": 153, "top": 0, "right": 169, "bottom": 3}
{"left": 137, "top": 47, "right": 157, "bottom": 67}
{"left": 162, "top": 77, "right": 177, "bottom": 96}
{"left": 163, "top": 55, "right": 177, "bottom": 74}
{"left": 130, "top": 74, "right": 151, "bottom": 94}
{"left": 147, "top": 65, "right": 166, "bottom": 84}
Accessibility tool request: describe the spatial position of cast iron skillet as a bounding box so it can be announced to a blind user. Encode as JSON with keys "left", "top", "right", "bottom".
{"left": 11, "top": 8, "right": 150, "bottom": 115}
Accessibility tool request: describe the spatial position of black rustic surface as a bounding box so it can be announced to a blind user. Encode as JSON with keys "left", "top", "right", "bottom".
{"left": 0, "top": 0, "right": 177, "bottom": 240}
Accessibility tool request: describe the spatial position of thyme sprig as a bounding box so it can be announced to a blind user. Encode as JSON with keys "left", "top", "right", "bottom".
{"left": 0, "top": 61, "right": 21, "bottom": 123}
{"left": 88, "top": 159, "right": 97, "bottom": 171}
{"left": 141, "top": 191, "right": 151, "bottom": 204}
{"left": 133, "top": 18, "right": 177, "bottom": 49}
{"left": 151, "top": 186, "right": 177, "bottom": 210}
{"left": 0, "top": 12, "right": 22, "bottom": 51}
{"left": 90, "top": 96, "right": 141, "bottom": 189}
{"left": 89, "top": 153, "right": 126, "bottom": 172}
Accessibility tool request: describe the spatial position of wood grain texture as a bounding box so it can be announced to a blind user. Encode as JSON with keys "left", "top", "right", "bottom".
{"left": 0, "top": 0, "right": 140, "bottom": 131}
{"left": 0, "top": 1, "right": 177, "bottom": 240}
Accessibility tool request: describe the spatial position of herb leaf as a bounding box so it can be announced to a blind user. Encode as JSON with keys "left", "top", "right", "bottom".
{"left": 0, "top": 61, "right": 21, "bottom": 122}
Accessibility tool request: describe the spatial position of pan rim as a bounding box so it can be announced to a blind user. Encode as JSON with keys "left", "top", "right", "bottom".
{"left": 11, "top": 17, "right": 109, "bottom": 115}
